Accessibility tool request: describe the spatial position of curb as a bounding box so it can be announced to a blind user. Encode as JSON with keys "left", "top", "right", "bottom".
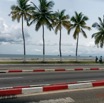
{"left": 0, "top": 68, "right": 104, "bottom": 73}
{"left": 0, "top": 80, "right": 104, "bottom": 97}
{"left": 0, "top": 64, "right": 104, "bottom": 66}
{"left": 0, "top": 80, "right": 96, "bottom": 90}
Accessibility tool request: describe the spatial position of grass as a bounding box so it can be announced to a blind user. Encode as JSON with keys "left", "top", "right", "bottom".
{"left": 0, "top": 60, "right": 103, "bottom": 64}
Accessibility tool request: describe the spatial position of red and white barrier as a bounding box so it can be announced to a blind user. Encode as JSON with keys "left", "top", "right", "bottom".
{"left": 0, "top": 67, "right": 104, "bottom": 73}
{"left": 1, "top": 80, "right": 104, "bottom": 97}
{"left": 68, "top": 82, "right": 92, "bottom": 89}
{"left": 90, "top": 68, "right": 99, "bottom": 70}
{"left": 22, "top": 87, "right": 43, "bottom": 94}
{"left": 74, "top": 68, "right": 83, "bottom": 71}
{"left": 92, "top": 80, "right": 104, "bottom": 87}
{"left": 0, "top": 88, "right": 22, "bottom": 96}
{"left": 43, "top": 84, "right": 68, "bottom": 91}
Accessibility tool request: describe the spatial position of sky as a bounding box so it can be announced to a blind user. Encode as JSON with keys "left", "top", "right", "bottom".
{"left": 0, "top": 0, "right": 104, "bottom": 56}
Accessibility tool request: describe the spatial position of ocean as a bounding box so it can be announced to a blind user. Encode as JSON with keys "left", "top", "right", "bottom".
{"left": 0, "top": 54, "right": 96, "bottom": 61}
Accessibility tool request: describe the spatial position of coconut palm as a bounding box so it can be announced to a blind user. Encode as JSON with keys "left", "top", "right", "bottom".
{"left": 28, "top": 0, "right": 54, "bottom": 62}
{"left": 68, "top": 12, "right": 91, "bottom": 61}
{"left": 53, "top": 10, "right": 70, "bottom": 61}
{"left": 9, "top": 0, "right": 34, "bottom": 62}
{"left": 92, "top": 16, "right": 104, "bottom": 48}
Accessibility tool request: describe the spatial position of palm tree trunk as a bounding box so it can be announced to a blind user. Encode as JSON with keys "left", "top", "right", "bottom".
{"left": 76, "top": 34, "right": 79, "bottom": 62}
{"left": 59, "top": 28, "right": 62, "bottom": 61}
{"left": 22, "top": 15, "right": 26, "bottom": 62}
{"left": 42, "top": 25, "right": 45, "bottom": 62}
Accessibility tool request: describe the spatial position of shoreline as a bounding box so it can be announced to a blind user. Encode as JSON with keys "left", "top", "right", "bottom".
{"left": 0, "top": 57, "right": 95, "bottom": 61}
{"left": 0, "top": 56, "right": 102, "bottom": 64}
{"left": 0, "top": 58, "right": 98, "bottom": 64}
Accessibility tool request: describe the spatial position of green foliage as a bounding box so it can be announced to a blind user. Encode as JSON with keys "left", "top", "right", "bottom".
{"left": 9, "top": 0, "right": 103, "bottom": 62}
{"left": 9, "top": 0, "right": 35, "bottom": 62}
{"left": 0, "top": 60, "right": 98, "bottom": 64}
{"left": 10, "top": 0, "right": 34, "bottom": 22}
{"left": 52, "top": 9, "right": 70, "bottom": 61}
{"left": 92, "top": 16, "right": 104, "bottom": 48}
{"left": 53, "top": 10, "right": 70, "bottom": 34}
{"left": 68, "top": 11, "right": 91, "bottom": 39}
{"left": 27, "top": 0, "right": 55, "bottom": 61}
{"left": 28, "top": 0, "right": 54, "bottom": 31}
{"left": 68, "top": 11, "right": 91, "bottom": 61}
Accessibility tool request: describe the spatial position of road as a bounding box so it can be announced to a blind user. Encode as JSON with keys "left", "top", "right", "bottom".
{"left": 1, "top": 87, "right": 104, "bottom": 103}
{"left": 0, "top": 71, "right": 104, "bottom": 87}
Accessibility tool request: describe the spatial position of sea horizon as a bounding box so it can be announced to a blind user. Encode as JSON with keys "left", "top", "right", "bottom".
{"left": 0, "top": 54, "right": 101, "bottom": 60}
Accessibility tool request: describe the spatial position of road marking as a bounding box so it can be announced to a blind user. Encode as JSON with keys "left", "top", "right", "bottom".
{"left": 30, "top": 84, "right": 50, "bottom": 87}
{"left": 29, "top": 97, "right": 75, "bottom": 103}
{"left": 78, "top": 80, "right": 96, "bottom": 83}
{"left": 0, "top": 77, "right": 22, "bottom": 80}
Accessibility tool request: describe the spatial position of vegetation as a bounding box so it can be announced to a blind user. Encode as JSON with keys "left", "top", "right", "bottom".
{"left": 53, "top": 10, "right": 70, "bottom": 61}
{"left": 92, "top": 16, "right": 104, "bottom": 48}
{"left": 68, "top": 12, "right": 91, "bottom": 61}
{"left": 0, "top": 60, "right": 98, "bottom": 64}
{"left": 8, "top": 0, "right": 103, "bottom": 63}
{"left": 9, "top": 0, "right": 34, "bottom": 62}
{"left": 27, "top": 0, "right": 54, "bottom": 62}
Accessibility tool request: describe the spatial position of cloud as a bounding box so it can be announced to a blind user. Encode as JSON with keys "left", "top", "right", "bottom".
{"left": 0, "top": 18, "right": 30, "bottom": 44}
{"left": 6, "top": 0, "right": 15, "bottom": 2}
{"left": 34, "top": 49, "right": 41, "bottom": 52}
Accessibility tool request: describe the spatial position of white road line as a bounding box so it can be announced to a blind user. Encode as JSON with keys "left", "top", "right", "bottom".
{"left": 0, "top": 77, "right": 23, "bottom": 80}
{"left": 78, "top": 80, "right": 96, "bottom": 83}
{"left": 29, "top": 97, "right": 75, "bottom": 103}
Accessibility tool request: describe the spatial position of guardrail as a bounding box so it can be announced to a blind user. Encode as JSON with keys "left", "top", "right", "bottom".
{"left": 0, "top": 80, "right": 104, "bottom": 99}
{"left": 0, "top": 68, "right": 103, "bottom": 73}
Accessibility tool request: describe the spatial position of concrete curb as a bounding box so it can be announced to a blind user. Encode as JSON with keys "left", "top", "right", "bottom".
{"left": 0, "top": 64, "right": 104, "bottom": 66}
{"left": 0, "top": 67, "right": 104, "bottom": 73}
{"left": 0, "top": 80, "right": 104, "bottom": 97}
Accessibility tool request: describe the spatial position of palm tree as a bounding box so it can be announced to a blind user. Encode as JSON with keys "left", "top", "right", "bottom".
{"left": 53, "top": 10, "right": 70, "bottom": 61}
{"left": 28, "top": 0, "right": 54, "bottom": 62}
{"left": 68, "top": 12, "right": 91, "bottom": 61}
{"left": 9, "top": 0, "right": 34, "bottom": 62}
{"left": 92, "top": 16, "right": 104, "bottom": 48}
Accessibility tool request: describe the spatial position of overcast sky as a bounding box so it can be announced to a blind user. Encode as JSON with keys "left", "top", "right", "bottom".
{"left": 0, "top": 0, "right": 104, "bottom": 56}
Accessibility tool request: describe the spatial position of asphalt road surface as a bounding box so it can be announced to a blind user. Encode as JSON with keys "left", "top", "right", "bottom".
{"left": 0, "top": 71, "right": 104, "bottom": 88}
{"left": 1, "top": 87, "right": 104, "bottom": 103}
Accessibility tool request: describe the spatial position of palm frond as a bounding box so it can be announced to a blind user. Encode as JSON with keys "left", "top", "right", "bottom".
{"left": 98, "top": 17, "right": 103, "bottom": 26}
{"left": 35, "top": 20, "right": 42, "bottom": 31}
{"left": 81, "top": 25, "right": 91, "bottom": 30}
{"left": 61, "top": 10, "right": 66, "bottom": 16}
{"left": 10, "top": 0, "right": 35, "bottom": 23}
{"left": 92, "top": 16, "right": 104, "bottom": 48}
{"left": 73, "top": 26, "right": 80, "bottom": 39}
{"left": 44, "top": 18, "right": 53, "bottom": 30}
{"left": 81, "top": 29, "right": 87, "bottom": 38}
{"left": 71, "top": 16, "right": 77, "bottom": 23}
{"left": 68, "top": 24, "right": 76, "bottom": 34}
{"left": 82, "top": 16, "right": 89, "bottom": 21}
{"left": 11, "top": 5, "right": 16, "bottom": 10}
{"left": 17, "top": 13, "right": 22, "bottom": 22}
{"left": 70, "top": 11, "right": 90, "bottom": 40}
{"left": 92, "top": 33, "right": 98, "bottom": 38}
{"left": 47, "top": 1, "right": 54, "bottom": 10}
{"left": 55, "top": 24, "right": 61, "bottom": 34}
{"left": 62, "top": 21, "right": 70, "bottom": 30}
{"left": 53, "top": 9, "right": 70, "bottom": 35}
{"left": 92, "top": 22, "right": 98, "bottom": 27}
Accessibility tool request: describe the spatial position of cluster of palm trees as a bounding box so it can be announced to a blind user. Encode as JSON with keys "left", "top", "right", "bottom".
{"left": 9, "top": 0, "right": 104, "bottom": 62}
